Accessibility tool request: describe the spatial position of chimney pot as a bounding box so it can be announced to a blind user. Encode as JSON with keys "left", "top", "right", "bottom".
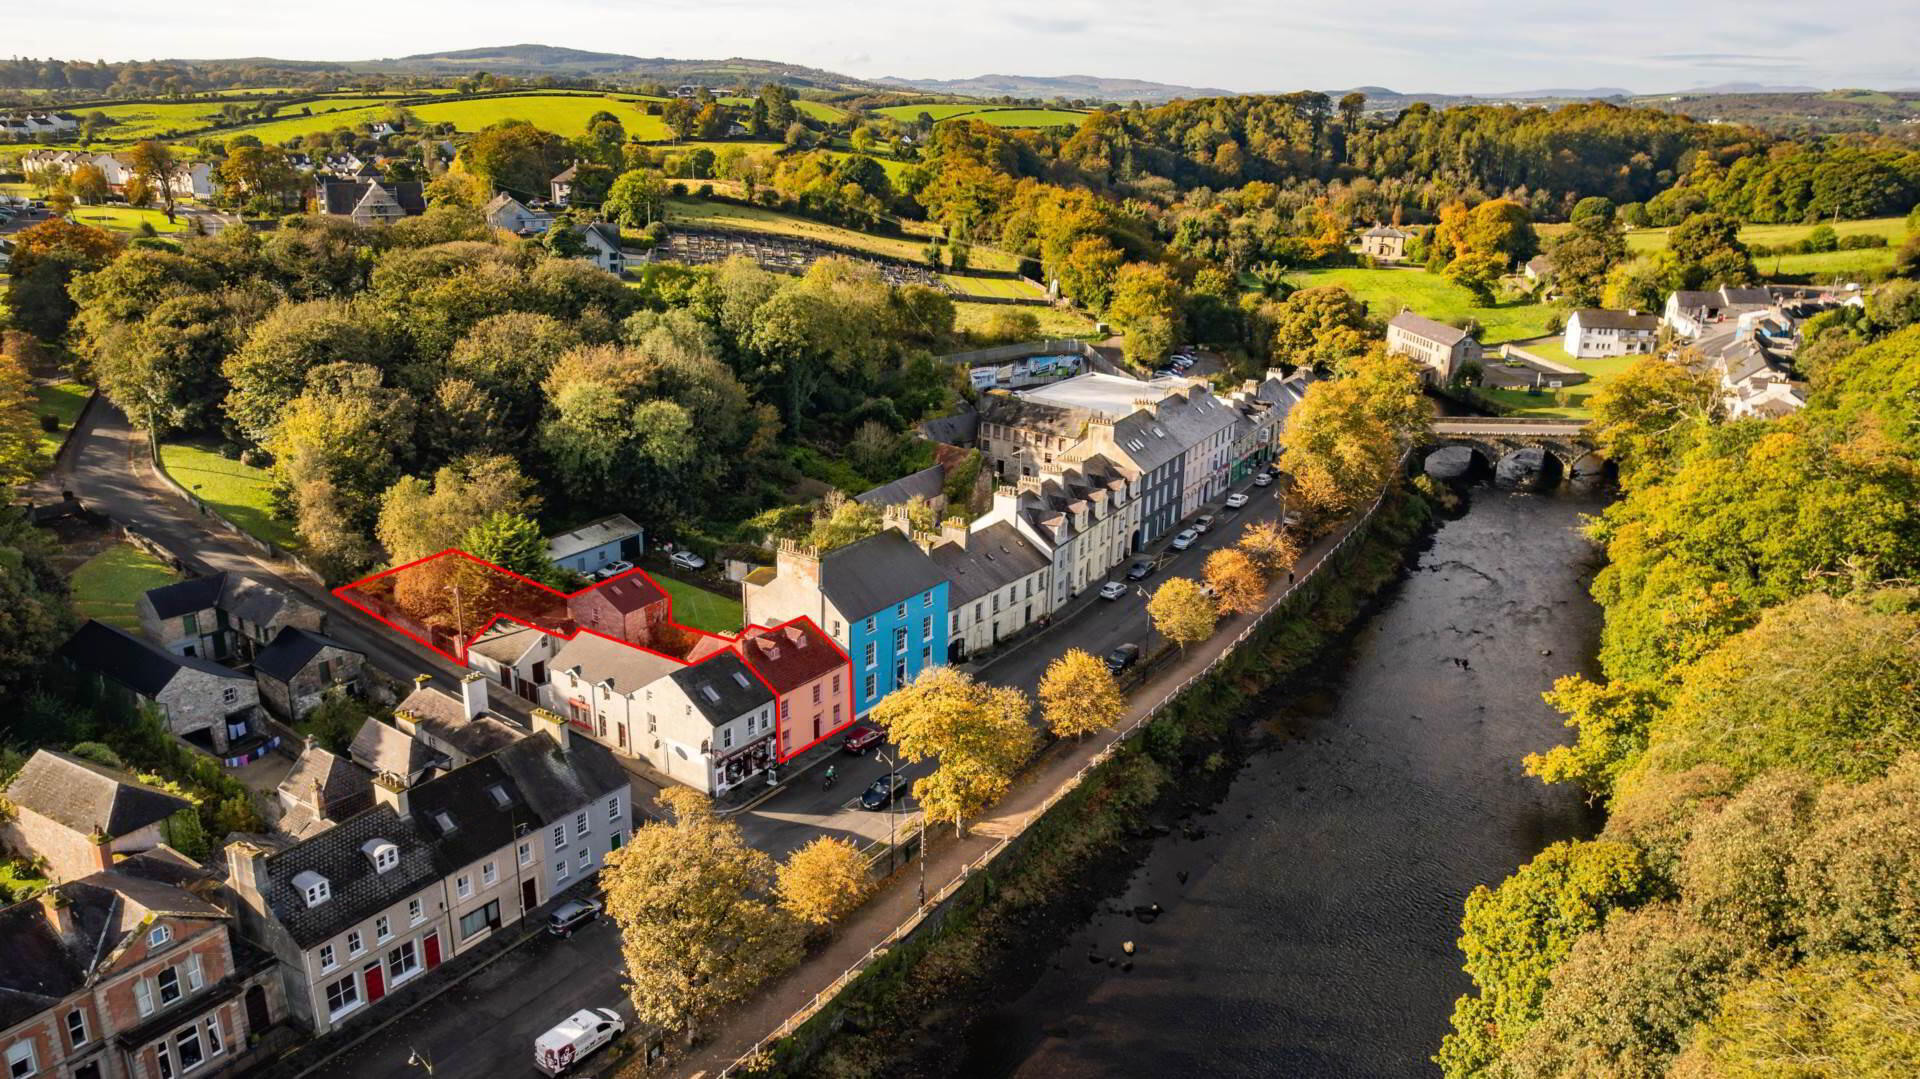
{"left": 459, "top": 671, "right": 487, "bottom": 719}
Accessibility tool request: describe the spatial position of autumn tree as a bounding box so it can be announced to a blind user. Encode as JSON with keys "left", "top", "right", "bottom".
{"left": 602, "top": 788, "right": 801, "bottom": 1043}
{"left": 776, "top": 837, "right": 869, "bottom": 927}
{"left": 1258, "top": 285, "right": 1370, "bottom": 367}
{"left": 1545, "top": 205, "right": 1627, "bottom": 307}
{"left": 375, "top": 455, "right": 536, "bottom": 565}
{"left": 870, "top": 666, "right": 1037, "bottom": 835}
{"left": 1037, "top": 648, "right": 1126, "bottom": 740}
{"left": 458, "top": 510, "right": 559, "bottom": 584}
{"left": 126, "top": 140, "right": 181, "bottom": 219}
{"left": 603, "top": 168, "right": 669, "bottom": 228}
{"left": 1585, "top": 354, "right": 1720, "bottom": 487}
{"left": 0, "top": 344, "right": 43, "bottom": 490}
{"left": 1237, "top": 520, "right": 1302, "bottom": 578}
{"left": 1147, "top": 578, "right": 1217, "bottom": 650}
{"left": 1666, "top": 211, "right": 1756, "bottom": 289}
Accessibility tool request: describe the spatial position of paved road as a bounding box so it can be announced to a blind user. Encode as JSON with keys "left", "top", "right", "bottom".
{"left": 331, "top": 474, "right": 1293, "bottom": 1079}
{"left": 53, "top": 398, "right": 471, "bottom": 692}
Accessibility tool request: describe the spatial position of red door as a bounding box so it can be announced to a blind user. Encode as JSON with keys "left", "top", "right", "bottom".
{"left": 363, "top": 962, "right": 385, "bottom": 1003}
{"left": 423, "top": 932, "right": 442, "bottom": 969}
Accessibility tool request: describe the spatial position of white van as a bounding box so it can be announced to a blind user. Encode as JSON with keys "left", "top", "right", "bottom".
{"left": 533, "top": 1008, "right": 625, "bottom": 1076}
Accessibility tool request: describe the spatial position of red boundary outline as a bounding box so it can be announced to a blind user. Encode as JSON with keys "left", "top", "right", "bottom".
{"left": 334, "top": 550, "right": 854, "bottom": 763}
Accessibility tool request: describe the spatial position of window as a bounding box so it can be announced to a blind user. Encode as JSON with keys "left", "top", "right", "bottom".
{"left": 922, "top": 591, "right": 932, "bottom": 607}
{"left": 921, "top": 647, "right": 932, "bottom": 667}
{"left": 204, "top": 1016, "right": 223, "bottom": 1057}
{"left": 606, "top": 795, "right": 619, "bottom": 822}
{"left": 811, "top": 684, "right": 821, "bottom": 704}
{"left": 922, "top": 617, "right": 932, "bottom": 642}
{"left": 574, "top": 811, "right": 589, "bottom": 838}
{"left": 135, "top": 977, "right": 154, "bottom": 1017}
{"left": 221, "top": 686, "right": 238, "bottom": 705}
{"left": 456, "top": 875, "right": 472, "bottom": 899}
{"left": 185, "top": 953, "right": 203, "bottom": 991}
{"left": 182, "top": 612, "right": 199, "bottom": 636}
{"left": 894, "top": 602, "right": 906, "bottom": 619}
{"left": 577, "top": 849, "right": 589, "bottom": 870}
{"left": 318, "top": 945, "right": 336, "bottom": 972}
{"left": 863, "top": 674, "right": 875, "bottom": 701}
{"left": 175, "top": 1025, "right": 204, "bottom": 1072}
{"left": 66, "top": 1008, "right": 87, "bottom": 1049}
{"left": 556, "top": 858, "right": 571, "bottom": 882}
{"left": 324, "top": 975, "right": 360, "bottom": 1018}
{"left": 482, "top": 861, "right": 497, "bottom": 886}
{"left": 149, "top": 924, "right": 172, "bottom": 949}
{"left": 386, "top": 939, "right": 420, "bottom": 983}
{"left": 347, "top": 930, "right": 363, "bottom": 957}
{"left": 155, "top": 1042, "right": 172, "bottom": 1079}
{"left": 459, "top": 900, "right": 502, "bottom": 941}
{"left": 893, "top": 628, "right": 907, "bottom": 653}
{"left": 552, "top": 824, "right": 567, "bottom": 850}
{"left": 300, "top": 878, "right": 330, "bottom": 907}
{"left": 863, "top": 642, "right": 876, "bottom": 669}
{"left": 518, "top": 842, "right": 533, "bottom": 868}
{"left": 406, "top": 900, "right": 422, "bottom": 927}
{"left": 832, "top": 673, "right": 841, "bottom": 693}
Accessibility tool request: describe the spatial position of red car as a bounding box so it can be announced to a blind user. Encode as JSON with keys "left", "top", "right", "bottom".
{"left": 841, "top": 724, "right": 884, "bottom": 755}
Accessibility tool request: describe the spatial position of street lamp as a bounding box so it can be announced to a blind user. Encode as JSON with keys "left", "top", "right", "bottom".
{"left": 875, "top": 750, "right": 900, "bottom": 874}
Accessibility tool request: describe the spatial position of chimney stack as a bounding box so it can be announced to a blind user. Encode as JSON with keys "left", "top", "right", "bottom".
{"left": 371, "top": 773, "right": 410, "bottom": 819}
{"left": 940, "top": 517, "right": 969, "bottom": 547}
{"left": 39, "top": 892, "right": 75, "bottom": 937}
{"left": 225, "top": 840, "right": 271, "bottom": 913}
{"left": 991, "top": 485, "right": 1019, "bottom": 522}
{"left": 459, "top": 671, "right": 487, "bottom": 720}
{"left": 531, "top": 707, "right": 569, "bottom": 749}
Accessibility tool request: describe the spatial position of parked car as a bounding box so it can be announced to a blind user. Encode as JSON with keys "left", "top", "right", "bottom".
{"left": 1126, "top": 558, "right": 1155, "bottom": 580}
{"left": 546, "top": 898, "right": 603, "bottom": 937}
{"left": 668, "top": 550, "right": 706, "bottom": 571}
{"left": 1098, "top": 580, "right": 1128, "bottom": 601}
{"left": 596, "top": 560, "right": 634, "bottom": 580}
{"left": 1170, "top": 529, "right": 1198, "bottom": 551}
{"left": 1252, "top": 471, "right": 1274, "bottom": 487}
{"left": 1283, "top": 511, "right": 1303, "bottom": 529}
{"left": 534, "top": 1008, "right": 625, "bottom": 1076}
{"left": 1224, "top": 493, "right": 1249, "bottom": 509}
{"left": 860, "top": 773, "right": 904, "bottom": 810}
{"left": 841, "top": 723, "right": 884, "bottom": 754}
{"left": 1192, "top": 514, "right": 1214, "bottom": 534}
{"left": 1105, "top": 643, "right": 1142, "bottom": 674}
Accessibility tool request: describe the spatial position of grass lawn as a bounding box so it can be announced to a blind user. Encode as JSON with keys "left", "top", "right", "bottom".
{"left": 943, "top": 274, "right": 1044, "bottom": 299}
{"left": 953, "top": 301, "right": 1102, "bottom": 338}
{"left": 70, "top": 543, "right": 182, "bottom": 631}
{"left": 661, "top": 197, "right": 1022, "bottom": 272}
{"left": 657, "top": 574, "right": 743, "bottom": 635}
{"left": 872, "top": 103, "right": 1003, "bottom": 122}
{"left": 33, "top": 381, "right": 90, "bottom": 458}
{"left": 157, "top": 439, "right": 298, "bottom": 550}
{"left": 1540, "top": 215, "right": 1908, "bottom": 255}
{"left": 870, "top": 104, "right": 1090, "bottom": 128}
{"left": 1283, "top": 266, "right": 1558, "bottom": 344}
{"left": 69, "top": 205, "right": 190, "bottom": 235}
{"left": 716, "top": 96, "right": 844, "bottom": 122}
{"left": 1755, "top": 246, "right": 1898, "bottom": 279}
{"left": 1481, "top": 336, "right": 1640, "bottom": 418}
{"left": 412, "top": 95, "right": 672, "bottom": 140}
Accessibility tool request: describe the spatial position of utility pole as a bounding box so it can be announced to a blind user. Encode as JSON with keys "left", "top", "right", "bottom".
{"left": 877, "top": 750, "right": 900, "bottom": 874}
{"left": 917, "top": 808, "right": 928, "bottom": 908}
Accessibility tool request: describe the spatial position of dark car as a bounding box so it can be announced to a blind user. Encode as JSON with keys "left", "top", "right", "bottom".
{"left": 841, "top": 723, "right": 884, "bottom": 755}
{"left": 1125, "top": 558, "right": 1155, "bottom": 580}
{"left": 546, "top": 898, "right": 602, "bottom": 937}
{"left": 1105, "top": 643, "right": 1142, "bottom": 673}
{"left": 860, "top": 774, "right": 904, "bottom": 811}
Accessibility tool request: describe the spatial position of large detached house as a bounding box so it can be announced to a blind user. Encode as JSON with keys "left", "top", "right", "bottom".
{"left": 313, "top": 180, "right": 425, "bottom": 226}
{"left": 1359, "top": 224, "right": 1411, "bottom": 261}
{"left": 1386, "top": 310, "right": 1483, "bottom": 383}
{"left": 744, "top": 529, "right": 950, "bottom": 716}
{"left": 1562, "top": 309, "right": 1659, "bottom": 358}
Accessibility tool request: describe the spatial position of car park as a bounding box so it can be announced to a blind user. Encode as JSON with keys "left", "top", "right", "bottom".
{"left": 1098, "top": 581, "right": 1128, "bottom": 601}
{"left": 668, "top": 550, "right": 705, "bottom": 571}
{"left": 1224, "top": 492, "right": 1249, "bottom": 509}
{"left": 1126, "top": 558, "right": 1155, "bottom": 580}
{"left": 1105, "top": 643, "right": 1142, "bottom": 673}
{"left": 533, "top": 1007, "right": 625, "bottom": 1076}
{"left": 841, "top": 723, "right": 884, "bottom": 754}
{"left": 860, "top": 773, "right": 904, "bottom": 810}
{"left": 1170, "top": 529, "right": 1198, "bottom": 551}
{"left": 1253, "top": 471, "right": 1274, "bottom": 487}
{"left": 546, "top": 898, "right": 603, "bottom": 937}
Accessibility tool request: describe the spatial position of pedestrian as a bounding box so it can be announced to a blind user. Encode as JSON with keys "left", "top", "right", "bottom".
{"left": 1287, "top": 569, "right": 1295, "bottom": 585}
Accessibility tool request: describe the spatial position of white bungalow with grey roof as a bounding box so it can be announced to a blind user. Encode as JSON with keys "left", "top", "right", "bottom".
{"left": 467, "top": 622, "right": 559, "bottom": 703}
{"left": 1386, "top": 310, "right": 1484, "bottom": 383}
{"left": 545, "top": 514, "right": 645, "bottom": 576}
{"left": 482, "top": 192, "right": 553, "bottom": 235}
{"left": 1563, "top": 309, "right": 1659, "bottom": 358}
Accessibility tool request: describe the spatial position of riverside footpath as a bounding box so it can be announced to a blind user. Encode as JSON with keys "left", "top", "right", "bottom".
{"left": 664, "top": 475, "right": 1412, "bottom": 1079}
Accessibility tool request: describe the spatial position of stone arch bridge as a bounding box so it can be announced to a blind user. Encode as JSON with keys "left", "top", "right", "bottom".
{"left": 1426, "top": 418, "right": 1607, "bottom": 479}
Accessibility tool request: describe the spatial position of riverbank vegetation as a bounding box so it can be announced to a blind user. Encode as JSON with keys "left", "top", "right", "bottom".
{"left": 1438, "top": 322, "right": 1920, "bottom": 1076}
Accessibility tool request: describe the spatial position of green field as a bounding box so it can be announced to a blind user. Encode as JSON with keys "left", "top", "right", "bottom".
{"left": 657, "top": 574, "right": 743, "bottom": 635}
{"left": 660, "top": 197, "right": 1020, "bottom": 272}
{"left": 1481, "top": 337, "right": 1638, "bottom": 418}
{"left": 872, "top": 104, "right": 999, "bottom": 122}
{"left": 870, "top": 104, "right": 1089, "bottom": 128}
{"left": 33, "top": 381, "right": 90, "bottom": 458}
{"left": 1283, "top": 266, "right": 1557, "bottom": 344}
{"left": 89, "top": 101, "right": 234, "bottom": 139}
{"left": 71, "top": 543, "right": 181, "bottom": 630}
{"left": 157, "top": 439, "right": 298, "bottom": 550}
{"left": 953, "top": 301, "right": 1101, "bottom": 339}
{"left": 942, "top": 273, "right": 1044, "bottom": 299}
{"left": 1754, "top": 246, "right": 1899, "bottom": 278}
{"left": 410, "top": 95, "right": 671, "bottom": 140}
{"left": 716, "top": 96, "right": 844, "bottom": 122}
{"left": 69, "top": 205, "right": 190, "bottom": 234}
{"left": 1539, "top": 215, "right": 1909, "bottom": 255}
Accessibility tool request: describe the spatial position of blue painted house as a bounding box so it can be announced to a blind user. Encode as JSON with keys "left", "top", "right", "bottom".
{"left": 742, "top": 529, "right": 950, "bottom": 716}
{"left": 545, "top": 514, "right": 645, "bottom": 575}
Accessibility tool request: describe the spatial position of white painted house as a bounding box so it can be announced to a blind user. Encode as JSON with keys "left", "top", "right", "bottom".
{"left": 1562, "top": 309, "right": 1660, "bottom": 358}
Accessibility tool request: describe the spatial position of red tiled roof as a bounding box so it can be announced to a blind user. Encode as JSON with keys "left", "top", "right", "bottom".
{"left": 737, "top": 621, "right": 845, "bottom": 694}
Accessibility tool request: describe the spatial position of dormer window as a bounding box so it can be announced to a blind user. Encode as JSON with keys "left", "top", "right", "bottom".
{"left": 148, "top": 924, "right": 172, "bottom": 949}
{"left": 293, "top": 870, "right": 331, "bottom": 907}
{"left": 361, "top": 839, "right": 400, "bottom": 874}
{"left": 487, "top": 784, "right": 511, "bottom": 809}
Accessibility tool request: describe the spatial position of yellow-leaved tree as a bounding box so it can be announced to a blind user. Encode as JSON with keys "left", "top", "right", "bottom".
{"left": 870, "top": 666, "right": 1037, "bottom": 836}
{"left": 601, "top": 788, "right": 801, "bottom": 1044}
{"left": 1237, "top": 520, "right": 1302, "bottom": 579}
{"left": 1148, "top": 578, "right": 1218, "bottom": 650}
{"left": 1204, "top": 548, "right": 1266, "bottom": 615}
{"left": 776, "top": 836, "right": 869, "bottom": 927}
{"left": 1038, "top": 648, "right": 1126, "bottom": 741}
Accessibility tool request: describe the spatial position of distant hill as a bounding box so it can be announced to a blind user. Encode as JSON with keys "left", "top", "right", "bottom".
{"left": 873, "top": 73, "right": 1237, "bottom": 102}
{"left": 358, "top": 44, "right": 889, "bottom": 92}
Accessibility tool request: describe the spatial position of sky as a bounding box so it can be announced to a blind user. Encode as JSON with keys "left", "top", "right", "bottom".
{"left": 13, "top": 0, "right": 1919, "bottom": 95}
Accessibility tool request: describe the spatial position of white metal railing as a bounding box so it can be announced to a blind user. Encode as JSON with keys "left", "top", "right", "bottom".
{"left": 715, "top": 459, "right": 1408, "bottom": 1076}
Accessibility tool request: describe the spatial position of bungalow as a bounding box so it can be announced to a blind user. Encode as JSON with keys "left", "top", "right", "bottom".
{"left": 252, "top": 628, "right": 366, "bottom": 721}
{"left": 0, "top": 750, "right": 191, "bottom": 882}
{"left": 1661, "top": 285, "right": 1775, "bottom": 339}
{"left": 1386, "top": 310, "right": 1483, "bottom": 383}
{"left": 1562, "top": 309, "right": 1659, "bottom": 358}
{"left": 466, "top": 622, "right": 559, "bottom": 704}
{"left": 580, "top": 222, "right": 626, "bottom": 275}
{"left": 58, "top": 621, "right": 267, "bottom": 763}
{"left": 546, "top": 514, "right": 645, "bottom": 576}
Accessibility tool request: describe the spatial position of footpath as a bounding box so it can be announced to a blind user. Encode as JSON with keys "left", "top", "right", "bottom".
{"left": 668, "top": 490, "right": 1383, "bottom": 1077}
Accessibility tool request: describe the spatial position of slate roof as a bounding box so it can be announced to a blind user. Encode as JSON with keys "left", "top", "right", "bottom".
{"left": 736, "top": 621, "right": 846, "bottom": 695}
{"left": 919, "top": 408, "right": 979, "bottom": 447}
{"left": 143, "top": 574, "right": 223, "bottom": 619}
{"left": 315, "top": 180, "right": 425, "bottom": 216}
{"left": 59, "top": 620, "right": 250, "bottom": 698}
{"left": 1362, "top": 224, "right": 1410, "bottom": 238}
{"left": 550, "top": 163, "right": 578, "bottom": 184}
{"left": 670, "top": 650, "right": 773, "bottom": 726}
{"left": 929, "top": 523, "right": 1053, "bottom": 607}
{"left": 583, "top": 222, "right": 622, "bottom": 251}
{"left": 1570, "top": 308, "right": 1660, "bottom": 332}
{"left": 393, "top": 686, "right": 526, "bottom": 762}
{"left": 1105, "top": 409, "right": 1186, "bottom": 473}
{"left": 816, "top": 530, "right": 948, "bottom": 617}
{"left": 469, "top": 623, "right": 546, "bottom": 664}
{"left": 547, "top": 514, "right": 643, "bottom": 561}
{"left": 277, "top": 745, "right": 374, "bottom": 825}
{"left": 1388, "top": 310, "right": 1473, "bottom": 347}
{"left": 349, "top": 717, "right": 446, "bottom": 779}
{"left": 4, "top": 750, "right": 191, "bottom": 838}
{"left": 855, "top": 463, "right": 947, "bottom": 508}
{"left": 257, "top": 805, "right": 440, "bottom": 948}
{"left": 550, "top": 632, "right": 685, "bottom": 693}
{"left": 254, "top": 626, "right": 359, "bottom": 683}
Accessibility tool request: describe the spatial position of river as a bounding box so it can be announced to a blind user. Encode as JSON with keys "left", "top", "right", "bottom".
{"left": 963, "top": 484, "right": 1609, "bottom": 1078}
